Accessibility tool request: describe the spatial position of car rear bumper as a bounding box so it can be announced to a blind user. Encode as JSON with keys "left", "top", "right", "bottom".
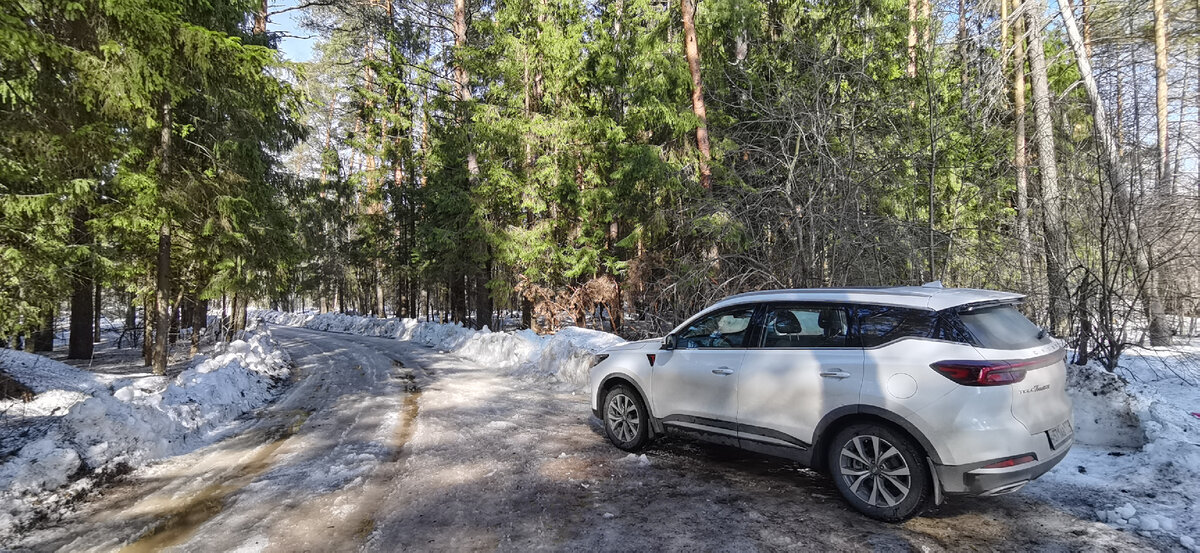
{"left": 934, "top": 438, "right": 1072, "bottom": 495}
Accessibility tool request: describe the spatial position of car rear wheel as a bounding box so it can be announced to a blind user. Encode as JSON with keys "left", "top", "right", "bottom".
{"left": 828, "top": 423, "right": 930, "bottom": 522}
{"left": 603, "top": 385, "right": 650, "bottom": 451}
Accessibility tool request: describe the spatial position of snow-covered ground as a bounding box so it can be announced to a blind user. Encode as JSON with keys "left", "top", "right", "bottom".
{"left": 1029, "top": 345, "right": 1200, "bottom": 550}
{"left": 254, "top": 310, "right": 624, "bottom": 389}
{"left": 0, "top": 327, "right": 291, "bottom": 538}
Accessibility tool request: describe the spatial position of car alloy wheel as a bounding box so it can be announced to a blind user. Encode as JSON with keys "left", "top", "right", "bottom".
{"left": 607, "top": 393, "right": 641, "bottom": 443}
{"left": 838, "top": 435, "right": 912, "bottom": 508}
{"left": 602, "top": 384, "right": 650, "bottom": 451}
{"left": 828, "top": 423, "right": 929, "bottom": 522}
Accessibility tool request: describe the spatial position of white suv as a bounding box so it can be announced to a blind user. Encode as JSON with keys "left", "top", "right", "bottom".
{"left": 589, "top": 285, "right": 1073, "bottom": 521}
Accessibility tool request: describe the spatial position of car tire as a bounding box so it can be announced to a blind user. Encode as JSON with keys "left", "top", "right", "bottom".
{"left": 602, "top": 385, "right": 651, "bottom": 451}
{"left": 827, "top": 423, "right": 930, "bottom": 522}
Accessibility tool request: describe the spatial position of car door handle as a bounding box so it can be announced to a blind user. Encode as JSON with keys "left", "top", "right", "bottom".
{"left": 820, "top": 370, "right": 851, "bottom": 379}
{"left": 712, "top": 367, "right": 734, "bottom": 375}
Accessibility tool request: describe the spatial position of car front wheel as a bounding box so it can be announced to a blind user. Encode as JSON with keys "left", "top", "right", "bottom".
{"left": 603, "top": 385, "right": 650, "bottom": 451}
{"left": 828, "top": 423, "right": 930, "bottom": 522}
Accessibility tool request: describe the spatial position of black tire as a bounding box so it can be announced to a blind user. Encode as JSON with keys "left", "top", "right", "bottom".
{"left": 827, "top": 423, "right": 930, "bottom": 522}
{"left": 602, "top": 385, "right": 651, "bottom": 451}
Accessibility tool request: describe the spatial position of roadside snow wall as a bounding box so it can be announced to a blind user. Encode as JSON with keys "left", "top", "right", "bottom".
{"left": 0, "top": 330, "right": 291, "bottom": 534}
{"left": 253, "top": 310, "right": 624, "bottom": 388}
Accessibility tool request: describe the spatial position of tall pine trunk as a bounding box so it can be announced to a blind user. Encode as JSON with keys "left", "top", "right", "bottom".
{"left": 907, "top": 0, "right": 918, "bottom": 77}
{"left": 1024, "top": 0, "right": 1071, "bottom": 336}
{"left": 67, "top": 207, "right": 94, "bottom": 359}
{"left": 153, "top": 94, "right": 172, "bottom": 375}
{"left": 1153, "top": 0, "right": 1171, "bottom": 195}
{"left": 33, "top": 305, "right": 55, "bottom": 352}
{"left": 93, "top": 282, "right": 101, "bottom": 342}
{"left": 1014, "top": 0, "right": 1033, "bottom": 296}
{"left": 681, "top": 0, "right": 711, "bottom": 191}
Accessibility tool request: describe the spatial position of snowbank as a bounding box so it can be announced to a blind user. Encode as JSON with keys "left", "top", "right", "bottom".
{"left": 254, "top": 310, "right": 623, "bottom": 388}
{"left": 1037, "top": 346, "right": 1200, "bottom": 549}
{"left": 0, "top": 330, "right": 291, "bottom": 535}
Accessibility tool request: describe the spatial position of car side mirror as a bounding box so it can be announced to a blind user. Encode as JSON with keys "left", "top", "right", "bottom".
{"left": 662, "top": 334, "right": 677, "bottom": 350}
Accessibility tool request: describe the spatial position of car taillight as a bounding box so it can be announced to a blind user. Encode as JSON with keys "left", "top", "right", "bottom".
{"left": 646, "top": 354, "right": 656, "bottom": 366}
{"left": 982, "top": 454, "right": 1036, "bottom": 469}
{"left": 930, "top": 359, "right": 1030, "bottom": 386}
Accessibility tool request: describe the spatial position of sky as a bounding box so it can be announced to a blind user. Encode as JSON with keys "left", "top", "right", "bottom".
{"left": 270, "top": 0, "right": 315, "bottom": 62}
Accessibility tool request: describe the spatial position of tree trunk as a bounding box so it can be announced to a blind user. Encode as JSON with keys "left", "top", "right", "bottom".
{"left": 1153, "top": 0, "right": 1171, "bottom": 194}
{"left": 1001, "top": 0, "right": 1009, "bottom": 70}
{"left": 681, "top": 0, "right": 712, "bottom": 191}
{"left": 190, "top": 290, "right": 204, "bottom": 357}
{"left": 143, "top": 291, "right": 153, "bottom": 366}
{"left": 475, "top": 256, "right": 492, "bottom": 330}
{"left": 1024, "top": 0, "right": 1071, "bottom": 336}
{"left": 153, "top": 222, "right": 171, "bottom": 374}
{"left": 125, "top": 293, "right": 136, "bottom": 331}
{"left": 958, "top": 0, "right": 967, "bottom": 87}
{"left": 1081, "top": 0, "right": 1092, "bottom": 58}
{"left": 93, "top": 282, "right": 101, "bottom": 343}
{"left": 252, "top": 0, "right": 267, "bottom": 35}
{"left": 521, "top": 297, "right": 533, "bottom": 330}
{"left": 169, "top": 288, "right": 181, "bottom": 345}
{"left": 908, "top": 0, "right": 919, "bottom": 77}
{"left": 1060, "top": 0, "right": 1170, "bottom": 345}
{"left": 450, "top": 277, "right": 466, "bottom": 324}
{"left": 153, "top": 93, "right": 172, "bottom": 375}
{"left": 453, "top": 0, "right": 479, "bottom": 180}
{"left": 33, "top": 305, "right": 55, "bottom": 352}
{"left": 68, "top": 208, "right": 94, "bottom": 360}
{"left": 375, "top": 261, "right": 386, "bottom": 317}
{"left": 1014, "top": 0, "right": 1032, "bottom": 295}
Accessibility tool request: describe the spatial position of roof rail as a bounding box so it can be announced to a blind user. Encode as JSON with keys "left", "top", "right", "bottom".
{"left": 721, "top": 287, "right": 931, "bottom": 302}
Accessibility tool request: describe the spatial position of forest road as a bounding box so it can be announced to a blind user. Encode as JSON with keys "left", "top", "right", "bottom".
{"left": 14, "top": 326, "right": 1160, "bottom": 552}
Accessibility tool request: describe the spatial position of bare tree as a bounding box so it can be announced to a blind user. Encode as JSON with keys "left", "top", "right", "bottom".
{"left": 1060, "top": 0, "right": 1171, "bottom": 346}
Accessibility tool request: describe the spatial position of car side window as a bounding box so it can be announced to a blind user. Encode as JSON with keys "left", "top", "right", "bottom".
{"left": 677, "top": 305, "right": 757, "bottom": 349}
{"left": 855, "top": 305, "right": 936, "bottom": 347}
{"left": 761, "top": 305, "right": 849, "bottom": 348}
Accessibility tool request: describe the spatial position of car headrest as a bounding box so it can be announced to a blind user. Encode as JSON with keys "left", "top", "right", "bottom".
{"left": 818, "top": 309, "right": 846, "bottom": 336}
{"left": 773, "top": 310, "right": 803, "bottom": 334}
{"left": 716, "top": 315, "right": 750, "bottom": 334}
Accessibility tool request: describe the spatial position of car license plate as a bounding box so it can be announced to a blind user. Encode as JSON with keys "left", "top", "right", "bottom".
{"left": 1047, "top": 420, "right": 1073, "bottom": 450}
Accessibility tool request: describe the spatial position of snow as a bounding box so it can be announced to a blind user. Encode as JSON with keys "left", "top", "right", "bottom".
{"left": 0, "top": 329, "right": 291, "bottom": 538}
{"left": 1029, "top": 343, "right": 1200, "bottom": 549}
{"left": 253, "top": 310, "right": 624, "bottom": 389}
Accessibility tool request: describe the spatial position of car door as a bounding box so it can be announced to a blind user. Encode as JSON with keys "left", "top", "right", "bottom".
{"left": 736, "top": 303, "right": 864, "bottom": 452}
{"left": 652, "top": 304, "right": 759, "bottom": 440}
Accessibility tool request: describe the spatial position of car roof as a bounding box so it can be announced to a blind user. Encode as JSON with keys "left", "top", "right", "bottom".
{"left": 707, "top": 284, "right": 1025, "bottom": 312}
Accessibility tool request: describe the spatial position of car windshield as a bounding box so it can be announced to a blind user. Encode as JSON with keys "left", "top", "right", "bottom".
{"left": 957, "top": 304, "right": 1051, "bottom": 350}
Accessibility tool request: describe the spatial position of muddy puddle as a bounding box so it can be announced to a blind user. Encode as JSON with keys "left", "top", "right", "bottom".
{"left": 119, "top": 410, "right": 311, "bottom": 553}
{"left": 391, "top": 360, "right": 421, "bottom": 461}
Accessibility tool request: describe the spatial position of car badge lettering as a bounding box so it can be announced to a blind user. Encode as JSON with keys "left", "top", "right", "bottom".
{"left": 1020, "top": 384, "right": 1050, "bottom": 394}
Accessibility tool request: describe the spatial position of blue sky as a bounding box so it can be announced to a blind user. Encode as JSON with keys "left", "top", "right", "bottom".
{"left": 271, "top": 0, "right": 314, "bottom": 62}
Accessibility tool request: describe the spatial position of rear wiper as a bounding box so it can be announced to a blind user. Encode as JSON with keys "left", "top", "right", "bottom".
{"left": 1037, "top": 328, "right": 1047, "bottom": 340}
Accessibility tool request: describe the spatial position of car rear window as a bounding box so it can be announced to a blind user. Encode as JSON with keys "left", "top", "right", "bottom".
{"left": 956, "top": 304, "right": 1051, "bottom": 350}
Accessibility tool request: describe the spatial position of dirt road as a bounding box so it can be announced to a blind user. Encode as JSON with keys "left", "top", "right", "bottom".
{"left": 10, "top": 326, "right": 1161, "bottom": 551}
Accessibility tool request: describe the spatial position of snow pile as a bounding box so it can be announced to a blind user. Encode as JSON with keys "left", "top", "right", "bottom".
{"left": 0, "top": 330, "right": 291, "bottom": 535}
{"left": 1065, "top": 365, "right": 1146, "bottom": 448}
{"left": 255, "top": 310, "right": 624, "bottom": 388}
{"left": 1037, "top": 346, "right": 1200, "bottom": 548}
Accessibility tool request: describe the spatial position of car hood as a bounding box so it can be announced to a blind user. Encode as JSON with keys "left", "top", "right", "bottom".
{"left": 603, "top": 338, "right": 661, "bottom": 353}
